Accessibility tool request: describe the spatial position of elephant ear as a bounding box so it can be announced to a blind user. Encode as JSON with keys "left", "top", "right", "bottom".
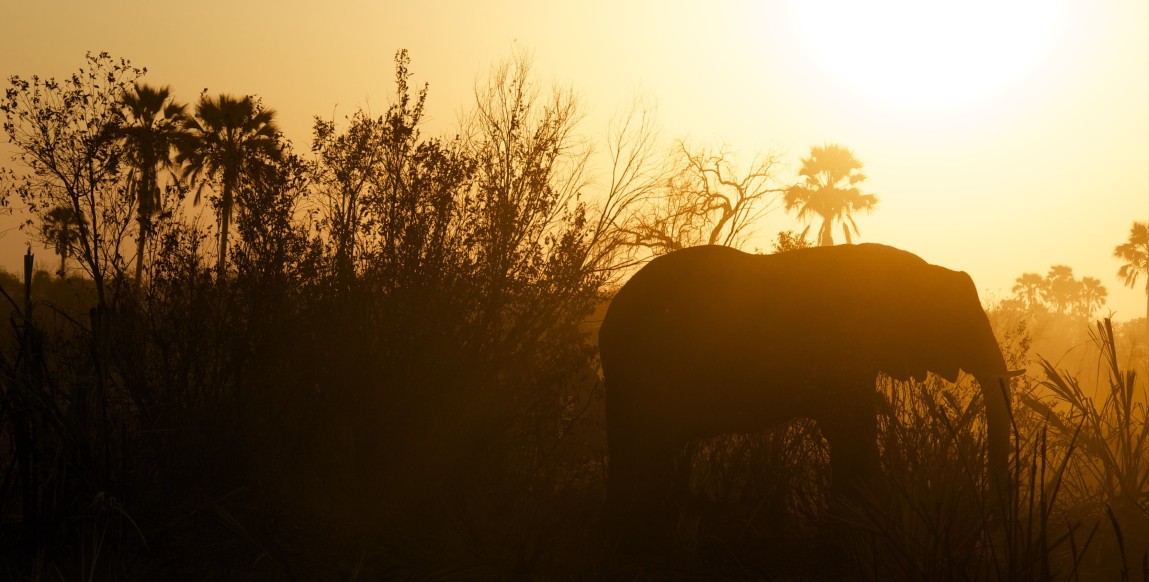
{"left": 874, "top": 262, "right": 969, "bottom": 384}
{"left": 920, "top": 267, "right": 1014, "bottom": 386}
{"left": 924, "top": 268, "right": 983, "bottom": 383}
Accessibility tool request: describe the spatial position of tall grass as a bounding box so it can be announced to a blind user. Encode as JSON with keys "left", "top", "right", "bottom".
{"left": 826, "top": 317, "right": 1147, "bottom": 581}
{"left": 1027, "top": 318, "right": 1149, "bottom": 579}
{"left": 625, "top": 317, "right": 1147, "bottom": 581}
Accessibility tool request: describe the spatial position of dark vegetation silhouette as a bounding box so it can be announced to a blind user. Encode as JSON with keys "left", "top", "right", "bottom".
{"left": 176, "top": 92, "right": 284, "bottom": 281}
{"left": 0, "top": 50, "right": 1146, "bottom": 579}
{"left": 115, "top": 83, "right": 187, "bottom": 284}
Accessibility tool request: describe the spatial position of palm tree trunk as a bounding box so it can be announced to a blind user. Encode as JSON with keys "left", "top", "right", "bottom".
{"left": 55, "top": 229, "right": 68, "bottom": 279}
{"left": 218, "top": 182, "right": 231, "bottom": 281}
{"left": 218, "top": 207, "right": 230, "bottom": 281}
{"left": 134, "top": 226, "right": 147, "bottom": 285}
{"left": 819, "top": 219, "right": 834, "bottom": 247}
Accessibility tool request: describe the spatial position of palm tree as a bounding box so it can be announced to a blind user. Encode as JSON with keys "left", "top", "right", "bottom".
{"left": 784, "top": 144, "right": 878, "bottom": 246}
{"left": 41, "top": 205, "right": 85, "bottom": 279}
{"left": 1114, "top": 220, "right": 1149, "bottom": 319}
{"left": 117, "top": 83, "right": 186, "bottom": 283}
{"left": 1042, "top": 265, "right": 1080, "bottom": 315}
{"left": 176, "top": 94, "right": 282, "bottom": 279}
{"left": 1012, "top": 272, "right": 1047, "bottom": 310}
{"left": 1078, "top": 276, "right": 1108, "bottom": 319}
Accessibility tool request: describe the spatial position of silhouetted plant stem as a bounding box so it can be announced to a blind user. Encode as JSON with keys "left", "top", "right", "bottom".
{"left": 11, "top": 251, "right": 40, "bottom": 552}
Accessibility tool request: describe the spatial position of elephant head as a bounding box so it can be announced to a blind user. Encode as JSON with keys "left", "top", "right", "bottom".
{"left": 871, "top": 259, "right": 1017, "bottom": 494}
{"left": 599, "top": 243, "right": 1015, "bottom": 534}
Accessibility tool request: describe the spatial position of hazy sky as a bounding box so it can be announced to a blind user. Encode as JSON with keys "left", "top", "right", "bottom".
{"left": 2, "top": 0, "right": 1146, "bottom": 319}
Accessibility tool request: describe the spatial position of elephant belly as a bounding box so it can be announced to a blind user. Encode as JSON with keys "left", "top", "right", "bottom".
{"left": 636, "top": 362, "right": 814, "bottom": 440}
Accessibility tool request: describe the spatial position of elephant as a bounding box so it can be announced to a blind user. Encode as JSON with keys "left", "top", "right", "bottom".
{"left": 598, "top": 243, "right": 1017, "bottom": 533}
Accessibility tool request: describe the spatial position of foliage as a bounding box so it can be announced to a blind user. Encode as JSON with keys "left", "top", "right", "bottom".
{"left": 2, "top": 51, "right": 144, "bottom": 305}
{"left": 113, "top": 82, "right": 187, "bottom": 282}
{"left": 1114, "top": 220, "right": 1149, "bottom": 319}
{"left": 176, "top": 92, "right": 283, "bottom": 279}
{"left": 771, "top": 229, "right": 813, "bottom": 254}
{"left": 1115, "top": 221, "right": 1149, "bottom": 289}
{"left": 310, "top": 106, "right": 384, "bottom": 284}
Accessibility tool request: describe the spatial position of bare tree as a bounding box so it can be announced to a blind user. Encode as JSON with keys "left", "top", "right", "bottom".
{"left": 579, "top": 98, "right": 667, "bottom": 281}
{"left": 463, "top": 49, "right": 592, "bottom": 306}
{"left": 620, "top": 142, "right": 784, "bottom": 257}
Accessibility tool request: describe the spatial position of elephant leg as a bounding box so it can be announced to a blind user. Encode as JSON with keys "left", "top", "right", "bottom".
{"left": 820, "top": 409, "right": 880, "bottom": 500}
{"left": 673, "top": 442, "right": 697, "bottom": 500}
{"left": 606, "top": 429, "right": 688, "bottom": 546}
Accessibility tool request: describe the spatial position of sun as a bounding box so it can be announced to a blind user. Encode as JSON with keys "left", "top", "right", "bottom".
{"left": 791, "top": 0, "right": 1062, "bottom": 109}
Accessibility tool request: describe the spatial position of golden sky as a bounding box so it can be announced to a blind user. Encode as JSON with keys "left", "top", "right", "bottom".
{"left": 2, "top": 0, "right": 1147, "bottom": 319}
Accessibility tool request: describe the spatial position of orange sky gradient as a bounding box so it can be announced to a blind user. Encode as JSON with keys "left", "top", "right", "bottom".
{"left": 2, "top": 0, "right": 1147, "bottom": 319}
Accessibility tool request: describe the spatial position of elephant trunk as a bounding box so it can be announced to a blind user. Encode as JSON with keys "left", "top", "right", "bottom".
{"left": 972, "top": 348, "right": 1019, "bottom": 510}
{"left": 978, "top": 374, "right": 1011, "bottom": 490}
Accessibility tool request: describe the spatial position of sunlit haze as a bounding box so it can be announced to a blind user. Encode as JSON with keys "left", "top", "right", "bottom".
{"left": 791, "top": 0, "right": 1062, "bottom": 108}
{"left": 2, "top": 0, "right": 1146, "bottom": 318}
{"left": 3, "top": 2, "right": 1149, "bottom": 577}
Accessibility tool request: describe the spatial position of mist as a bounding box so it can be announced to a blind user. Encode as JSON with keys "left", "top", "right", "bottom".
{"left": 1, "top": 14, "right": 1147, "bottom": 578}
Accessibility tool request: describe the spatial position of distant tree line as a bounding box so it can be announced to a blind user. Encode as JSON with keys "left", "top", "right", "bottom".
{"left": 1010, "top": 265, "right": 1109, "bottom": 319}
{"left": 1003, "top": 226, "right": 1148, "bottom": 324}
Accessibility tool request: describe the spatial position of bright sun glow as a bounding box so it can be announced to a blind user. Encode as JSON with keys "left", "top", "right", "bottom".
{"left": 792, "top": 0, "right": 1062, "bottom": 109}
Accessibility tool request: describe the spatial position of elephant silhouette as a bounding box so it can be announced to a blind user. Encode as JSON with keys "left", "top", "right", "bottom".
{"left": 599, "top": 243, "right": 1015, "bottom": 534}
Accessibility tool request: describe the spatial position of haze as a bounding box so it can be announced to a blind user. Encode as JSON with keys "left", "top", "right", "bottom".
{"left": 4, "top": 2, "right": 1149, "bottom": 577}
{"left": 2, "top": 0, "right": 1146, "bottom": 318}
